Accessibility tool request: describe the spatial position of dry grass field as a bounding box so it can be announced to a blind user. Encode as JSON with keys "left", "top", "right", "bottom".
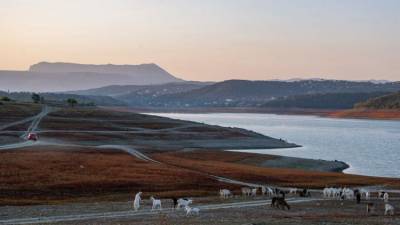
{"left": 0, "top": 146, "right": 231, "bottom": 205}
{"left": 153, "top": 151, "right": 400, "bottom": 188}
{"left": 330, "top": 109, "right": 400, "bottom": 120}
{"left": 1, "top": 104, "right": 400, "bottom": 207}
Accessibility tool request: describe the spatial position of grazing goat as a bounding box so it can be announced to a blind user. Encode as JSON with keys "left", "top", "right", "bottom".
{"left": 150, "top": 196, "right": 162, "bottom": 211}
{"left": 251, "top": 188, "right": 258, "bottom": 197}
{"left": 341, "top": 188, "right": 354, "bottom": 200}
{"left": 176, "top": 198, "right": 193, "bottom": 209}
{"left": 383, "top": 192, "right": 389, "bottom": 203}
{"left": 185, "top": 206, "right": 200, "bottom": 216}
{"left": 172, "top": 197, "right": 178, "bottom": 209}
{"left": 261, "top": 186, "right": 266, "bottom": 195}
{"left": 276, "top": 189, "right": 285, "bottom": 199}
{"left": 133, "top": 192, "right": 142, "bottom": 211}
{"left": 299, "top": 188, "right": 311, "bottom": 197}
{"left": 241, "top": 187, "right": 251, "bottom": 196}
{"left": 366, "top": 203, "right": 375, "bottom": 215}
{"left": 271, "top": 197, "right": 290, "bottom": 210}
{"left": 360, "top": 189, "right": 370, "bottom": 200}
{"left": 356, "top": 192, "right": 361, "bottom": 204}
{"left": 385, "top": 203, "right": 395, "bottom": 216}
{"left": 364, "top": 191, "right": 370, "bottom": 200}
{"left": 219, "top": 189, "right": 232, "bottom": 198}
{"left": 289, "top": 188, "right": 297, "bottom": 194}
{"left": 262, "top": 186, "right": 274, "bottom": 196}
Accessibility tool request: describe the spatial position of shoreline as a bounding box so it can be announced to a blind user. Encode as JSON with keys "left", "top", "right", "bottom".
{"left": 228, "top": 150, "right": 350, "bottom": 173}
{"left": 105, "top": 106, "right": 400, "bottom": 121}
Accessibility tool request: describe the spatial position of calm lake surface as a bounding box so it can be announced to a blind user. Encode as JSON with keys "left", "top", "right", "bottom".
{"left": 150, "top": 113, "right": 400, "bottom": 178}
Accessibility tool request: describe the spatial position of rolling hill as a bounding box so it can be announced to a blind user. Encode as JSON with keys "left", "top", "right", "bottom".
{"left": 68, "top": 81, "right": 211, "bottom": 97}
{"left": 145, "top": 80, "right": 400, "bottom": 107}
{"left": 262, "top": 92, "right": 390, "bottom": 109}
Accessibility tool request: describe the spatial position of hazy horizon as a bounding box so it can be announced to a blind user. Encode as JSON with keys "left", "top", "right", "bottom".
{"left": 1, "top": 0, "right": 399, "bottom": 82}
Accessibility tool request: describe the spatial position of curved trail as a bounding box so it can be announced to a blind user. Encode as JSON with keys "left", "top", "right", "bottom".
{"left": 0, "top": 198, "right": 322, "bottom": 225}
{"left": 0, "top": 105, "right": 51, "bottom": 150}
{"left": 20, "top": 105, "right": 51, "bottom": 139}
{"left": 97, "top": 145, "right": 160, "bottom": 163}
{"left": 0, "top": 141, "right": 38, "bottom": 150}
{"left": 0, "top": 116, "right": 36, "bottom": 131}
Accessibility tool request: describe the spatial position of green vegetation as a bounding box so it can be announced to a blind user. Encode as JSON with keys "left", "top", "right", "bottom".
{"left": 355, "top": 92, "right": 400, "bottom": 109}
{"left": 0, "top": 96, "right": 11, "bottom": 102}
{"left": 31, "top": 93, "right": 41, "bottom": 103}
{"left": 0, "top": 91, "right": 124, "bottom": 106}
{"left": 262, "top": 92, "right": 389, "bottom": 109}
{"left": 67, "top": 98, "right": 78, "bottom": 107}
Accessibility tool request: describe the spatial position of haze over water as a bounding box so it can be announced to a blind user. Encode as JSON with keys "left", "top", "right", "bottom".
{"left": 151, "top": 113, "right": 400, "bottom": 178}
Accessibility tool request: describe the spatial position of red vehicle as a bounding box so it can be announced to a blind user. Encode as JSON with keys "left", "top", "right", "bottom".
{"left": 27, "top": 133, "right": 38, "bottom": 141}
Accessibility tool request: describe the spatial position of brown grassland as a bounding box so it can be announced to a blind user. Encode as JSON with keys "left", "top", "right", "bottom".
{"left": 0, "top": 146, "right": 231, "bottom": 205}
{"left": 1, "top": 105, "right": 400, "bottom": 207}
{"left": 152, "top": 151, "right": 400, "bottom": 189}
{"left": 330, "top": 109, "right": 400, "bottom": 120}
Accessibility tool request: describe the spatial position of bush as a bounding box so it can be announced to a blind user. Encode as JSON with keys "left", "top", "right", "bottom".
{"left": 0, "top": 96, "right": 11, "bottom": 102}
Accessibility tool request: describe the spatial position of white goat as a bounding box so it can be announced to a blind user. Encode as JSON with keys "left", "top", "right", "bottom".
{"left": 219, "top": 189, "right": 232, "bottom": 198}
{"left": 241, "top": 187, "right": 251, "bottom": 196}
{"left": 385, "top": 203, "right": 395, "bottom": 216}
{"left": 261, "top": 186, "right": 266, "bottom": 195}
{"left": 251, "top": 188, "right": 258, "bottom": 197}
{"left": 266, "top": 187, "right": 274, "bottom": 196}
{"left": 359, "top": 188, "right": 370, "bottom": 200}
{"left": 289, "top": 188, "right": 297, "bottom": 194}
{"left": 133, "top": 192, "right": 142, "bottom": 211}
{"left": 341, "top": 188, "right": 354, "bottom": 200}
{"left": 150, "top": 196, "right": 162, "bottom": 211}
{"left": 176, "top": 198, "right": 193, "bottom": 209}
{"left": 185, "top": 206, "right": 200, "bottom": 216}
{"left": 365, "top": 191, "right": 370, "bottom": 200}
{"left": 383, "top": 193, "right": 389, "bottom": 202}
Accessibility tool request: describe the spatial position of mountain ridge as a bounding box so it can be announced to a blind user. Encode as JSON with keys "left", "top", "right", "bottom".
{"left": 0, "top": 62, "right": 183, "bottom": 92}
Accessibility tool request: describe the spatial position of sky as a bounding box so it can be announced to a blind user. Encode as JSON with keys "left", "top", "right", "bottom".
{"left": 0, "top": 0, "right": 399, "bottom": 81}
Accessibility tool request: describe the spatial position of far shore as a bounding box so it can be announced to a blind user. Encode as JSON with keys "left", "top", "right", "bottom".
{"left": 104, "top": 106, "right": 400, "bottom": 121}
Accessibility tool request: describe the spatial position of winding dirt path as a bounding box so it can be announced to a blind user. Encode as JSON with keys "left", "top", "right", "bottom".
{"left": 0, "top": 105, "right": 51, "bottom": 150}
{"left": 0, "top": 198, "right": 322, "bottom": 225}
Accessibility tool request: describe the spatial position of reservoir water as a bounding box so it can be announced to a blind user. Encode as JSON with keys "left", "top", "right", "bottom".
{"left": 150, "top": 113, "right": 400, "bottom": 178}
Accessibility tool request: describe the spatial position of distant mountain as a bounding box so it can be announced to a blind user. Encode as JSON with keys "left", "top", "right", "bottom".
{"left": 355, "top": 92, "right": 400, "bottom": 109}
{"left": 147, "top": 79, "right": 400, "bottom": 107}
{"left": 0, "top": 62, "right": 183, "bottom": 92}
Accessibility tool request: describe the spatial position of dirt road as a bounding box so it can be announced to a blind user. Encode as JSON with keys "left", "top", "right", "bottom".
{"left": 0, "top": 198, "right": 320, "bottom": 225}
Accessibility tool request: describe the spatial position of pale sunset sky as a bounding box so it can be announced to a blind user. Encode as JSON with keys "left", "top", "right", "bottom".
{"left": 0, "top": 0, "right": 399, "bottom": 81}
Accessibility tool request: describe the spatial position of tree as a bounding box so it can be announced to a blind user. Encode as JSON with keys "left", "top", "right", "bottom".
{"left": 0, "top": 96, "right": 11, "bottom": 102}
{"left": 67, "top": 98, "right": 78, "bottom": 107}
{"left": 31, "top": 93, "right": 41, "bottom": 103}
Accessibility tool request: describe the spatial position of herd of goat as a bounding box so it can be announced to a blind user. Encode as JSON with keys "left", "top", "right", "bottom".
{"left": 322, "top": 187, "right": 395, "bottom": 216}
{"left": 131, "top": 186, "right": 396, "bottom": 216}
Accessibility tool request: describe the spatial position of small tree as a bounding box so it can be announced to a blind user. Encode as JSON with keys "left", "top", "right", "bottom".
{"left": 67, "top": 98, "right": 78, "bottom": 107}
{"left": 31, "top": 93, "right": 41, "bottom": 103}
{"left": 0, "top": 96, "right": 11, "bottom": 102}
